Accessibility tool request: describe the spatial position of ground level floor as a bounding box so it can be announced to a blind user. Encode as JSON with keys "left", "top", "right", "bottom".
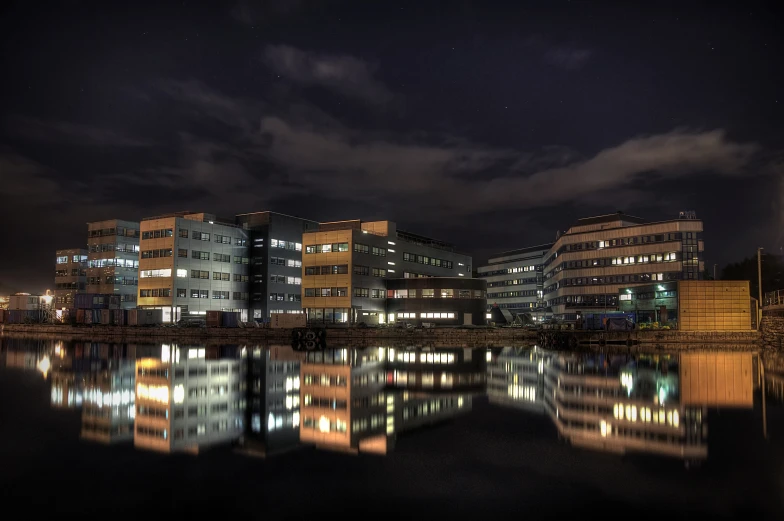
{"left": 303, "top": 307, "right": 484, "bottom": 326}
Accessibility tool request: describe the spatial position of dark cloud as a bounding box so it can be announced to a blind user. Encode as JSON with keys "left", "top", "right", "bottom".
{"left": 5, "top": 116, "right": 153, "bottom": 147}
{"left": 262, "top": 44, "right": 394, "bottom": 104}
{"left": 543, "top": 47, "right": 593, "bottom": 70}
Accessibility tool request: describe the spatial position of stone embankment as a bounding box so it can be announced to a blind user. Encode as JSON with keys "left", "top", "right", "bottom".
{"left": 761, "top": 311, "right": 784, "bottom": 351}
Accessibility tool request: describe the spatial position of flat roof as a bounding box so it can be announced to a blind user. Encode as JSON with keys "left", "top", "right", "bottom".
{"left": 573, "top": 211, "right": 646, "bottom": 226}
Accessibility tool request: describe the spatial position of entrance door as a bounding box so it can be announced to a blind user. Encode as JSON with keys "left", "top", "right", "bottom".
{"left": 463, "top": 313, "right": 472, "bottom": 325}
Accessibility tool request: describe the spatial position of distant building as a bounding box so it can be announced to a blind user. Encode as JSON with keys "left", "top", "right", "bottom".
{"left": 86, "top": 219, "right": 140, "bottom": 309}
{"left": 136, "top": 212, "right": 250, "bottom": 323}
{"left": 134, "top": 351, "right": 244, "bottom": 454}
{"left": 54, "top": 248, "right": 87, "bottom": 308}
{"left": 235, "top": 211, "right": 320, "bottom": 320}
{"left": 477, "top": 244, "right": 552, "bottom": 321}
{"left": 8, "top": 293, "right": 48, "bottom": 311}
{"left": 301, "top": 220, "right": 472, "bottom": 325}
{"left": 543, "top": 211, "right": 704, "bottom": 319}
{"left": 381, "top": 278, "right": 487, "bottom": 326}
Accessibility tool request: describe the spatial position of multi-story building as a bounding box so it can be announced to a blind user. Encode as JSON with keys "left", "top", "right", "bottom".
{"left": 54, "top": 248, "right": 87, "bottom": 308}
{"left": 543, "top": 211, "right": 704, "bottom": 319}
{"left": 243, "top": 345, "right": 304, "bottom": 456}
{"left": 299, "top": 347, "right": 473, "bottom": 455}
{"left": 137, "top": 212, "right": 250, "bottom": 323}
{"left": 478, "top": 244, "right": 552, "bottom": 321}
{"left": 80, "top": 362, "right": 136, "bottom": 444}
{"left": 235, "top": 211, "right": 319, "bottom": 320}
{"left": 134, "top": 349, "right": 244, "bottom": 454}
{"left": 486, "top": 346, "right": 549, "bottom": 414}
{"left": 301, "top": 220, "right": 472, "bottom": 325}
{"left": 86, "top": 219, "right": 140, "bottom": 309}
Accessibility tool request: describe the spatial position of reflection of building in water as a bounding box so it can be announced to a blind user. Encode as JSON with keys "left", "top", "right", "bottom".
{"left": 385, "top": 347, "right": 486, "bottom": 393}
{"left": 490, "top": 348, "right": 754, "bottom": 461}
{"left": 50, "top": 370, "right": 86, "bottom": 409}
{"left": 487, "top": 347, "right": 550, "bottom": 414}
{"left": 81, "top": 362, "right": 136, "bottom": 443}
{"left": 134, "top": 347, "right": 245, "bottom": 454}
{"left": 242, "top": 345, "right": 304, "bottom": 457}
{"left": 299, "top": 348, "right": 472, "bottom": 454}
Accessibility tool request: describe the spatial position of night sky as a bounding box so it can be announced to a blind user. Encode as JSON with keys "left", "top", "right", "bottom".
{"left": 1, "top": 1, "right": 782, "bottom": 293}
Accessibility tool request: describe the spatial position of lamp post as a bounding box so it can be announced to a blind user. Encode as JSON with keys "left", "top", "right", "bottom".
{"left": 757, "top": 247, "right": 763, "bottom": 329}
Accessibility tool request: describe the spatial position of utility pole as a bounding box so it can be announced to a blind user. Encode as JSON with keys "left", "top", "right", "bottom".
{"left": 757, "top": 247, "right": 764, "bottom": 330}
{"left": 713, "top": 263, "right": 717, "bottom": 281}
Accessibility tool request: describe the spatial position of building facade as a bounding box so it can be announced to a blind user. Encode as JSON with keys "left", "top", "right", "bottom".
{"left": 301, "top": 220, "right": 472, "bottom": 325}
{"left": 543, "top": 212, "right": 704, "bottom": 319}
{"left": 235, "top": 211, "right": 319, "bottom": 320}
{"left": 478, "top": 244, "right": 552, "bottom": 321}
{"left": 137, "top": 212, "right": 250, "bottom": 323}
{"left": 54, "top": 248, "right": 87, "bottom": 308}
{"left": 134, "top": 350, "right": 244, "bottom": 454}
{"left": 619, "top": 280, "right": 752, "bottom": 331}
{"left": 86, "top": 219, "right": 140, "bottom": 309}
{"left": 384, "top": 278, "right": 487, "bottom": 326}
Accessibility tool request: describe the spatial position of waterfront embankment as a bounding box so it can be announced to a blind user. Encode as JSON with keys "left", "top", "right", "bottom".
{"left": 0, "top": 324, "right": 766, "bottom": 350}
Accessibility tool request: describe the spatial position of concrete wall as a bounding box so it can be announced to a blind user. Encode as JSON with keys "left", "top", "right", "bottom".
{"left": 679, "top": 281, "right": 752, "bottom": 331}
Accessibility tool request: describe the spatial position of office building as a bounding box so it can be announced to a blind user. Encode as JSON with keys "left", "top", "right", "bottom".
{"left": 384, "top": 278, "right": 487, "bottom": 326}
{"left": 543, "top": 211, "right": 704, "bottom": 319}
{"left": 618, "top": 280, "right": 753, "bottom": 331}
{"left": 54, "top": 248, "right": 87, "bottom": 308}
{"left": 301, "top": 220, "right": 472, "bottom": 325}
{"left": 235, "top": 211, "right": 319, "bottom": 320}
{"left": 137, "top": 212, "right": 250, "bottom": 323}
{"left": 478, "top": 244, "right": 552, "bottom": 322}
{"left": 243, "top": 345, "right": 304, "bottom": 456}
{"left": 80, "top": 362, "right": 136, "bottom": 444}
{"left": 299, "top": 348, "right": 472, "bottom": 455}
{"left": 134, "top": 349, "right": 245, "bottom": 454}
{"left": 86, "top": 219, "right": 140, "bottom": 309}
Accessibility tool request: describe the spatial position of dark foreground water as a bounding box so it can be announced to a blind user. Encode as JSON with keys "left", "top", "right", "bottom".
{"left": 1, "top": 337, "right": 783, "bottom": 519}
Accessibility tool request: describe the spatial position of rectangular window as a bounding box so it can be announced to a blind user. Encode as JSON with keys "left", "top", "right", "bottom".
{"left": 141, "top": 248, "right": 173, "bottom": 259}
{"left": 286, "top": 259, "right": 302, "bottom": 268}
{"left": 371, "top": 289, "right": 384, "bottom": 299}
{"left": 212, "top": 291, "right": 229, "bottom": 300}
{"left": 353, "top": 287, "right": 369, "bottom": 298}
{"left": 354, "top": 243, "right": 370, "bottom": 254}
{"left": 140, "top": 269, "right": 172, "bottom": 278}
{"left": 179, "top": 229, "right": 189, "bottom": 238}
{"left": 213, "top": 253, "right": 230, "bottom": 263}
{"left": 177, "top": 288, "right": 186, "bottom": 298}
{"left": 139, "top": 288, "right": 172, "bottom": 298}
{"left": 190, "top": 289, "right": 209, "bottom": 299}
{"left": 422, "top": 289, "right": 434, "bottom": 298}
{"left": 233, "top": 292, "right": 249, "bottom": 301}
{"left": 353, "top": 265, "right": 369, "bottom": 276}
{"left": 190, "top": 270, "right": 209, "bottom": 279}
{"left": 394, "top": 289, "right": 408, "bottom": 298}
{"left": 234, "top": 256, "right": 249, "bottom": 264}
{"left": 304, "top": 288, "right": 315, "bottom": 297}
{"left": 305, "top": 266, "right": 318, "bottom": 276}
{"left": 214, "top": 234, "right": 231, "bottom": 244}
{"left": 441, "top": 289, "right": 454, "bottom": 298}
{"left": 371, "top": 246, "right": 386, "bottom": 256}
{"left": 212, "top": 272, "right": 230, "bottom": 281}
{"left": 233, "top": 274, "right": 249, "bottom": 282}
{"left": 192, "top": 231, "right": 210, "bottom": 241}
{"left": 372, "top": 268, "right": 386, "bottom": 277}
{"left": 177, "top": 249, "right": 188, "bottom": 258}
{"left": 192, "top": 250, "right": 210, "bottom": 260}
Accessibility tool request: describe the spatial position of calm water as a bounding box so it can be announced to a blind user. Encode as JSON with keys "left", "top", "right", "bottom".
{"left": 1, "top": 336, "right": 783, "bottom": 518}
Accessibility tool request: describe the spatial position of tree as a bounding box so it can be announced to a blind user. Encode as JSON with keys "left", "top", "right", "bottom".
{"left": 702, "top": 268, "right": 714, "bottom": 280}
{"left": 720, "top": 253, "right": 783, "bottom": 298}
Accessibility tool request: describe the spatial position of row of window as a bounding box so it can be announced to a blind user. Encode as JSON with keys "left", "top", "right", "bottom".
{"left": 555, "top": 272, "right": 668, "bottom": 289}
{"left": 487, "top": 277, "right": 538, "bottom": 288}
{"left": 88, "top": 226, "right": 139, "bottom": 238}
{"left": 304, "top": 287, "right": 349, "bottom": 297}
{"left": 303, "top": 395, "right": 348, "bottom": 410}
{"left": 352, "top": 288, "right": 385, "bottom": 298}
{"left": 141, "top": 248, "right": 173, "bottom": 259}
{"left": 87, "top": 276, "right": 137, "bottom": 285}
{"left": 353, "top": 265, "right": 387, "bottom": 277}
{"left": 269, "top": 293, "right": 301, "bottom": 302}
{"left": 88, "top": 243, "right": 138, "bottom": 254}
{"left": 619, "top": 290, "right": 677, "bottom": 301}
{"left": 56, "top": 254, "right": 89, "bottom": 264}
{"left": 270, "top": 239, "right": 302, "bottom": 251}
{"left": 545, "top": 232, "right": 698, "bottom": 267}
{"left": 306, "top": 264, "right": 349, "bottom": 275}
{"left": 186, "top": 251, "right": 248, "bottom": 264}
{"left": 487, "top": 290, "right": 538, "bottom": 298}
{"left": 303, "top": 373, "right": 348, "bottom": 387}
{"left": 355, "top": 243, "right": 387, "bottom": 256}
{"left": 390, "top": 288, "right": 485, "bottom": 299}
{"left": 302, "top": 416, "right": 347, "bottom": 433}
{"left": 141, "top": 229, "right": 174, "bottom": 240}
{"left": 56, "top": 269, "right": 87, "bottom": 277}
{"left": 403, "top": 252, "right": 453, "bottom": 269}
{"left": 270, "top": 257, "right": 302, "bottom": 268}
{"left": 87, "top": 259, "right": 139, "bottom": 269}
{"left": 269, "top": 274, "right": 302, "bottom": 285}
{"left": 305, "top": 242, "right": 350, "bottom": 254}
{"left": 403, "top": 272, "right": 432, "bottom": 278}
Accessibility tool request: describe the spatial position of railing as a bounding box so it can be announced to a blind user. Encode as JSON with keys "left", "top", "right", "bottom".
{"left": 764, "top": 290, "right": 784, "bottom": 307}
